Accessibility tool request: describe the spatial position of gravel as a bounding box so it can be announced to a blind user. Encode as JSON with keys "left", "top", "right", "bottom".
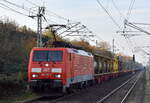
{"left": 51, "top": 73, "right": 136, "bottom": 103}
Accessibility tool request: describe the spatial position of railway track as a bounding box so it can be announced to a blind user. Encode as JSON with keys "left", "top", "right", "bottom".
{"left": 96, "top": 71, "right": 143, "bottom": 103}
{"left": 19, "top": 72, "right": 142, "bottom": 103}
{"left": 20, "top": 92, "right": 79, "bottom": 103}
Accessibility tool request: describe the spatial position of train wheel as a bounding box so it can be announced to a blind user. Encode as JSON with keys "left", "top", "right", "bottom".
{"left": 62, "top": 86, "right": 74, "bottom": 94}
{"left": 29, "top": 85, "right": 37, "bottom": 92}
{"left": 62, "top": 86, "right": 67, "bottom": 93}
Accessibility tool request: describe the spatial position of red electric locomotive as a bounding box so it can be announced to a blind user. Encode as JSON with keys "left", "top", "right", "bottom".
{"left": 28, "top": 47, "right": 94, "bottom": 92}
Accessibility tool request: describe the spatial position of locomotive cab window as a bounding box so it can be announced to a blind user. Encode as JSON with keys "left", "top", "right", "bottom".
{"left": 33, "top": 51, "right": 49, "bottom": 61}
{"left": 33, "top": 50, "right": 63, "bottom": 62}
{"left": 49, "top": 51, "right": 63, "bottom": 62}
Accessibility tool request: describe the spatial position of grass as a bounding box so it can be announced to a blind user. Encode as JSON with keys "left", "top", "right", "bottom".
{"left": 0, "top": 78, "right": 37, "bottom": 103}
{"left": 0, "top": 90, "right": 38, "bottom": 103}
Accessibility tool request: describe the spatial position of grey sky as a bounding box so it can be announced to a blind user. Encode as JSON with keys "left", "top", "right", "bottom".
{"left": 0, "top": 0, "right": 150, "bottom": 65}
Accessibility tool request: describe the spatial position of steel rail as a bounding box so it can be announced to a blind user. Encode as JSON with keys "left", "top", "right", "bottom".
{"left": 120, "top": 72, "right": 142, "bottom": 103}
{"left": 96, "top": 72, "right": 140, "bottom": 103}
{"left": 48, "top": 94, "right": 75, "bottom": 103}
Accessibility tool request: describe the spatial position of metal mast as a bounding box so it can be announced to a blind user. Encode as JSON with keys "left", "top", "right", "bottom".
{"left": 112, "top": 38, "right": 115, "bottom": 53}
{"left": 29, "top": 7, "right": 45, "bottom": 47}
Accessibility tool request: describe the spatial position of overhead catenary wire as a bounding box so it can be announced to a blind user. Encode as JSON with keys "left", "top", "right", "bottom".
{"left": 124, "top": 28, "right": 139, "bottom": 54}
{"left": 111, "top": 0, "right": 125, "bottom": 19}
{"left": 110, "top": 0, "right": 128, "bottom": 53}
{"left": 44, "top": 18, "right": 58, "bottom": 24}
{"left": 1, "top": 0, "right": 36, "bottom": 16}
{"left": 25, "top": 0, "right": 69, "bottom": 22}
{"left": 2, "top": 0, "right": 29, "bottom": 12}
{"left": 25, "top": 0, "right": 84, "bottom": 37}
{"left": 96, "top": 0, "right": 127, "bottom": 53}
{"left": 1, "top": 0, "right": 65, "bottom": 24}
{"left": 124, "top": 0, "right": 150, "bottom": 58}
{"left": 118, "top": 0, "right": 136, "bottom": 54}
{"left": 25, "top": 0, "right": 97, "bottom": 44}
{"left": 124, "top": 35, "right": 135, "bottom": 53}
{"left": 96, "top": 0, "right": 122, "bottom": 30}
{"left": 0, "top": 4, "right": 10, "bottom": 11}
{"left": 25, "top": 0, "right": 39, "bottom": 7}
{"left": 126, "top": 22, "right": 150, "bottom": 35}
{"left": 0, "top": 0, "right": 53, "bottom": 27}
{"left": 0, "top": 0, "right": 103, "bottom": 46}
{"left": 126, "top": 0, "right": 136, "bottom": 21}
{"left": 96, "top": 0, "right": 127, "bottom": 52}
{"left": 45, "top": 10, "right": 69, "bottom": 22}
{"left": 0, "top": 2, "right": 28, "bottom": 17}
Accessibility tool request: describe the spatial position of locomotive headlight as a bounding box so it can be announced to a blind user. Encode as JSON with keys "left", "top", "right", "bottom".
{"left": 45, "top": 64, "right": 49, "bottom": 67}
{"left": 32, "top": 74, "right": 36, "bottom": 78}
{"left": 54, "top": 74, "right": 61, "bottom": 78}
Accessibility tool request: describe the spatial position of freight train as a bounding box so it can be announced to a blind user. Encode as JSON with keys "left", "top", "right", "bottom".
{"left": 28, "top": 46, "right": 138, "bottom": 93}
